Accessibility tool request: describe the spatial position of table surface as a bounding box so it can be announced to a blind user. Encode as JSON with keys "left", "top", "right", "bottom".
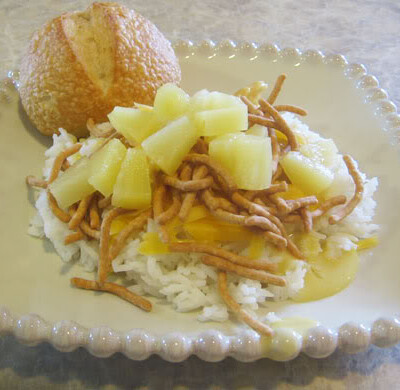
{"left": 1, "top": 0, "right": 400, "bottom": 388}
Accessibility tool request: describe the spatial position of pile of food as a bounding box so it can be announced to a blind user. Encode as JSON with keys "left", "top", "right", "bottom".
{"left": 26, "top": 74, "right": 379, "bottom": 336}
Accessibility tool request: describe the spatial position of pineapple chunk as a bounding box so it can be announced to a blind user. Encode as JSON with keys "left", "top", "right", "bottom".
{"left": 194, "top": 105, "right": 248, "bottom": 137}
{"left": 319, "top": 139, "right": 339, "bottom": 166}
{"left": 88, "top": 138, "right": 127, "bottom": 197}
{"left": 134, "top": 103, "right": 153, "bottom": 112}
{"left": 209, "top": 133, "right": 272, "bottom": 190}
{"left": 153, "top": 83, "right": 190, "bottom": 122}
{"left": 190, "top": 90, "right": 248, "bottom": 136}
{"left": 142, "top": 116, "right": 198, "bottom": 175}
{"left": 234, "top": 135, "right": 272, "bottom": 190}
{"left": 190, "top": 90, "right": 244, "bottom": 112}
{"left": 188, "top": 89, "right": 209, "bottom": 112}
{"left": 208, "top": 133, "right": 241, "bottom": 172}
{"left": 281, "top": 151, "right": 334, "bottom": 195}
{"left": 112, "top": 148, "right": 152, "bottom": 209}
{"left": 300, "top": 139, "right": 338, "bottom": 168}
{"left": 108, "top": 106, "right": 163, "bottom": 144}
{"left": 49, "top": 157, "right": 95, "bottom": 209}
{"left": 247, "top": 124, "right": 268, "bottom": 137}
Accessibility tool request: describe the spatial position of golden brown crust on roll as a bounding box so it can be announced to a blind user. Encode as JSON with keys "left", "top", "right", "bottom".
{"left": 19, "top": 2, "right": 181, "bottom": 137}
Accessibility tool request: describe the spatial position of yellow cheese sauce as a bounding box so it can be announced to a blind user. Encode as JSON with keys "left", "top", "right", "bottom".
{"left": 293, "top": 250, "right": 359, "bottom": 302}
{"left": 270, "top": 316, "right": 319, "bottom": 335}
{"left": 284, "top": 231, "right": 378, "bottom": 303}
{"left": 261, "top": 327, "right": 302, "bottom": 360}
{"left": 259, "top": 316, "right": 319, "bottom": 360}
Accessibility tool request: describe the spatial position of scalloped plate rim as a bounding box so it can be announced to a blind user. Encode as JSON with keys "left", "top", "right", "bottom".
{"left": 0, "top": 40, "right": 399, "bottom": 362}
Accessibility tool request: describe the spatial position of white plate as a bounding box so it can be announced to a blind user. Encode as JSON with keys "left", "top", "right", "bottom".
{"left": 0, "top": 40, "right": 399, "bottom": 362}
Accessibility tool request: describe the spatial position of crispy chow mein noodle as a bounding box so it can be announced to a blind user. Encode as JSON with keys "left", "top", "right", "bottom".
{"left": 240, "top": 95, "right": 264, "bottom": 116}
{"left": 89, "top": 194, "right": 101, "bottom": 229}
{"left": 245, "top": 182, "right": 289, "bottom": 200}
{"left": 202, "top": 255, "right": 286, "bottom": 286}
{"left": 262, "top": 231, "right": 288, "bottom": 248}
{"left": 169, "top": 242, "right": 279, "bottom": 273}
{"left": 48, "top": 144, "right": 82, "bottom": 184}
{"left": 259, "top": 99, "right": 299, "bottom": 151}
{"left": 98, "top": 207, "right": 130, "bottom": 285}
{"left": 47, "top": 191, "right": 71, "bottom": 223}
{"left": 80, "top": 220, "right": 101, "bottom": 240}
{"left": 26, "top": 175, "right": 47, "bottom": 189}
{"left": 155, "top": 188, "right": 181, "bottom": 224}
{"left": 163, "top": 175, "right": 214, "bottom": 192}
{"left": 274, "top": 105, "right": 307, "bottom": 116}
{"left": 64, "top": 230, "right": 85, "bottom": 245}
{"left": 192, "top": 138, "right": 209, "bottom": 154}
{"left": 86, "top": 118, "right": 115, "bottom": 138}
{"left": 267, "top": 74, "right": 286, "bottom": 105}
{"left": 268, "top": 193, "right": 291, "bottom": 214}
{"left": 61, "top": 159, "right": 71, "bottom": 171}
{"left": 71, "top": 277, "right": 152, "bottom": 312}
{"left": 98, "top": 195, "right": 112, "bottom": 209}
{"left": 179, "top": 164, "right": 209, "bottom": 221}
{"left": 68, "top": 193, "right": 94, "bottom": 230}
{"left": 110, "top": 209, "right": 152, "bottom": 260}
{"left": 329, "top": 155, "right": 364, "bottom": 224}
{"left": 183, "top": 154, "right": 237, "bottom": 192}
{"left": 153, "top": 184, "right": 166, "bottom": 218}
{"left": 284, "top": 196, "right": 318, "bottom": 214}
{"left": 247, "top": 114, "right": 278, "bottom": 129}
{"left": 179, "top": 163, "right": 193, "bottom": 181}
{"left": 218, "top": 271, "right": 274, "bottom": 336}
{"left": 300, "top": 207, "right": 313, "bottom": 233}
{"left": 201, "top": 189, "right": 238, "bottom": 214}
{"left": 312, "top": 195, "right": 347, "bottom": 219}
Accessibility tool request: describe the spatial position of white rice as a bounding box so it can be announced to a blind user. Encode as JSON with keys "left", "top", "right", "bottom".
{"left": 28, "top": 115, "right": 379, "bottom": 323}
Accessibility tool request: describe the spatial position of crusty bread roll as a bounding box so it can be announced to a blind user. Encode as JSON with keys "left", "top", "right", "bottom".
{"left": 19, "top": 2, "right": 181, "bottom": 137}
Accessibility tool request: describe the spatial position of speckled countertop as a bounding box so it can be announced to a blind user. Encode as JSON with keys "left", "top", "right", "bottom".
{"left": 1, "top": 0, "right": 400, "bottom": 388}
